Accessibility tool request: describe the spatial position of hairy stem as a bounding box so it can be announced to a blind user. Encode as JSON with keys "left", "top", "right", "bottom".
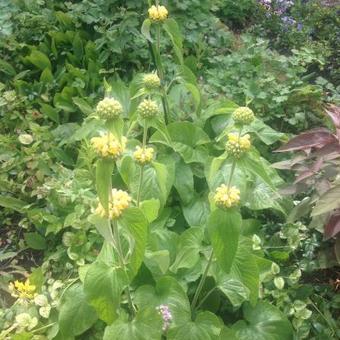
{"left": 190, "top": 249, "right": 214, "bottom": 318}
{"left": 112, "top": 220, "right": 136, "bottom": 317}
{"left": 137, "top": 120, "right": 148, "bottom": 207}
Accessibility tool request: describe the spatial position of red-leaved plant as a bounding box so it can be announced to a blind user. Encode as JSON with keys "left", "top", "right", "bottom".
{"left": 273, "top": 105, "right": 340, "bottom": 262}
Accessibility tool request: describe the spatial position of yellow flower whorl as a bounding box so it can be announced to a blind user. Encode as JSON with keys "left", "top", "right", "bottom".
{"left": 148, "top": 5, "right": 168, "bottom": 22}
{"left": 96, "top": 97, "right": 123, "bottom": 120}
{"left": 214, "top": 184, "right": 240, "bottom": 208}
{"left": 95, "top": 189, "right": 132, "bottom": 219}
{"left": 225, "top": 133, "right": 251, "bottom": 158}
{"left": 8, "top": 279, "right": 36, "bottom": 300}
{"left": 232, "top": 107, "right": 255, "bottom": 125}
{"left": 91, "top": 133, "right": 126, "bottom": 159}
{"left": 133, "top": 146, "right": 154, "bottom": 165}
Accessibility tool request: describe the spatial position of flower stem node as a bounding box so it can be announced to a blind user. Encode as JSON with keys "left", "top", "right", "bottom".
{"left": 133, "top": 146, "right": 154, "bottom": 165}
{"left": 232, "top": 107, "right": 255, "bottom": 126}
{"left": 137, "top": 99, "right": 159, "bottom": 119}
{"left": 214, "top": 184, "right": 240, "bottom": 209}
{"left": 91, "top": 134, "right": 126, "bottom": 159}
{"left": 143, "top": 73, "right": 161, "bottom": 90}
{"left": 225, "top": 133, "right": 251, "bottom": 158}
{"left": 96, "top": 97, "right": 123, "bottom": 120}
{"left": 148, "top": 5, "right": 168, "bottom": 22}
{"left": 96, "top": 189, "right": 132, "bottom": 219}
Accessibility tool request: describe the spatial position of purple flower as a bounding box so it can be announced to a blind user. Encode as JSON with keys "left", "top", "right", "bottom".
{"left": 157, "top": 304, "right": 173, "bottom": 332}
{"left": 297, "top": 23, "right": 303, "bottom": 31}
{"left": 282, "top": 16, "right": 296, "bottom": 25}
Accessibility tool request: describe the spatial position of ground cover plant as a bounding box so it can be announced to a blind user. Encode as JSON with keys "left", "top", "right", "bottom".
{"left": 0, "top": 1, "right": 339, "bottom": 339}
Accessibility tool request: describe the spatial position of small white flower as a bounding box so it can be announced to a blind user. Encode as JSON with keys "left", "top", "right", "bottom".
{"left": 34, "top": 294, "right": 48, "bottom": 307}
{"left": 18, "top": 134, "right": 33, "bottom": 145}
{"left": 39, "top": 305, "right": 51, "bottom": 318}
{"left": 274, "top": 277, "right": 285, "bottom": 290}
{"left": 15, "top": 313, "right": 38, "bottom": 330}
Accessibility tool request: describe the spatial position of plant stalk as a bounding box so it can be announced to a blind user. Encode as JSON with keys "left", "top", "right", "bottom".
{"left": 137, "top": 120, "right": 148, "bottom": 207}
{"left": 112, "top": 220, "right": 135, "bottom": 317}
{"left": 190, "top": 249, "right": 214, "bottom": 318}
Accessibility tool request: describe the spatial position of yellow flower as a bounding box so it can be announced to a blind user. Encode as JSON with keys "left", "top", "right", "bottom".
{"left": 143, "top": 73, "right": 161, "bottom": 90}
{"left": 137, "top": 99, "right": 159, "bottom": 118}
{"left": 148, "top": 5, "right": 168, "bottom": 22}
{"left": 95, "top": 189, "right": 132, "bottom": 219}
{"left": 8, "top": 279, "right": 36, "bottom": 300}
{"left": 225, "top": 133, "right": 251, "bottom": 158}
{"left": 96, "top": 97, "right": 123, "bottom": 120}
{"left": 214, "top": 184, "right": 240, "bottom": 208}
{"left": 232, "top": 107, "right": 255, "bottom": 125}
{"left": 133, "top": 146, "right": 154, "bottom": 165}
{"left": 91, "top": 134, "right": 126, "bottom": 159}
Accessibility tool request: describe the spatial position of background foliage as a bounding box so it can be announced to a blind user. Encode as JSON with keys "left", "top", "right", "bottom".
{"left": 0, "top": 0, "right": 339, "bottom": 339}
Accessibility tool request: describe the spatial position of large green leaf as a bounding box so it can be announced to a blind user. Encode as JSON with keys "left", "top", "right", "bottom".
{"left": 208, "top": 209, "right": 242, "bottom": 273}
{"left": 230, "top": 238, "right": 259, "bottom": 306}
{"left": 170, "top": 227, "right": 204, "bottom": 273}
{"left": 26, "top": 50, "right": 51, "bottom": 70}
{"left": 150, "top": 122, "right": 210, "bottom": 163}
{"left": 182, "top": 195, "right": 210, "bottom": 227}
{"left": 119, "top": 207, "right": 148, "bottom": 275}
{"left": 24, "top": 232, "right": 46, "bottom": 250}
{"left": 232, "top": 301, "right": 293, "bottom": 340}
{"left": 168, "top": 311, "right": 222, "bottom": 340}
{"left": 163, "top": 18, "right": 183, "bottom": 64}
{"left": 140, "top": 199, "right": 160, "bottom": 223}
{"left": 245, "top": 179, "right": 284, "bottom": 213}
{"left": 141, "top": 18, "right": 153, "bottom": 43}
{"left": 238, "top": 152, "right": 275, "bottom": 189}
{"left": 206, "top": 156, "right": 248, "bottom": 195}
{"left": 59, "top": 283, "right": 98, "bottom": 338}
{"left": 0, "top": 195, "right": 26, "bottom": 212}
{"left": 119, "top": 157, "right": 174, "bottom": 207}
{"left": 103, "top": 308, "right": 162, "bottom": 340}
{"left": 135, "top": 276, "right": 191, "bottom": 329}
{"left": 96, "top": 158, "right": 115, "bottom": 212}
{"left": 88, "top": 214, "right": 115, "bottom": 246}
{"left": 312, "top": 185, "right": 340, "bottom": 216}
{"left": 215, "top": 272, "right": 250, "bottom": 307}
{"left": 84, "top": 261, "right": 127, "bottom": 324}
{"left": 174, "top": 160, "right": 195, "bottom": 204}
{"left": 246, "top": 118, "right": 284, "bottom": 145}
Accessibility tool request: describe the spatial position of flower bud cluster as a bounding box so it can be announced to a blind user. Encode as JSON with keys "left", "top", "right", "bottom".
{"left": 143, "top": 73, "right": 161, "bottom": 90}
{"left": 96, "top": 97, "right": 123, "bottom": 120}
{"left": 225, "top": 133, "right": 251, "bottom": 158}
{"left": 232, "top": 107, "right": 255, "bottom": 125}
{"left": 137, "top": 99, "right": 159, "bottom": 119}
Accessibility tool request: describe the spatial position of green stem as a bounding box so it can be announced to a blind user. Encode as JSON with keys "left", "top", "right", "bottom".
{"left": 195, "top": 287, "right": 217, "bottom": 311}
{"left": 142, "top": 119, "right": 148, "bottom": 147}
{"left": 32, "top": 322, "right": 56, "bottom": 334}
{"left": 137, "top": 120, "right": 148, "bottom": 207}
{"left": 227, "top": 160, "right": 236, "bottom": 188}
{"left": 147, "top": 29, "right": 169, "bottom": 124}
{"left": 309, "top": 297, "right": 335, "bottom": 335}
{"left": 190, "top": 250, "right": 214, "bottom": 318}
{"left": 137, "top": 165, "right": 144, "bottom": 207}
{"left": 112, "top": 220, "right": 136, "bottom": 317}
